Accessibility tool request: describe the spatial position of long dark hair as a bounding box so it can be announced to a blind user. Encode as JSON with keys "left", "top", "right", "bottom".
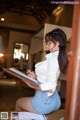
{"left": 45, "top": 28, "right": 69, "bottom": 74}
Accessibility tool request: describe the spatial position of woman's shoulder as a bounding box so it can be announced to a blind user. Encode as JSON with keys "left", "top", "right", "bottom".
{"left": 35, "top": 60, "right": 46, "bottom": 67}
{"left": 35, "top": 62, "right": 41, "bottom": 67}
{"left": 46, "top": 52, "right": 59, "bottom": 60}
{"left": 46, "top": 53, "right": 59, "bottom": 66}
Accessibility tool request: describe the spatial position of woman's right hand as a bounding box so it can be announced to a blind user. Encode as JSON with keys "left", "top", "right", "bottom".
{"left": 26, "top": 70, "right": 37, "bottom": 79}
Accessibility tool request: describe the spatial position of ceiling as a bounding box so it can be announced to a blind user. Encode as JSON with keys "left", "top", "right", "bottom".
{"left": 0, "top": 0, "right": 58, "bottom": 24}
{"left": 0, "top": 0, "right": 74, "bottom": 34}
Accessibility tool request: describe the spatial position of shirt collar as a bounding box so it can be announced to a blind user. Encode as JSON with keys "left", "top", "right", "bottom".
{"left": 46, "top": 51, "right": 59, "bottom": 59}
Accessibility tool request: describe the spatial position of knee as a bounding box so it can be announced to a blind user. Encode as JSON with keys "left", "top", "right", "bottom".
{"left": 15, "top": 99, "right": 19, "bottom": 106}
{"left": 15, "top": 98, "right": 21, "bottom": 110}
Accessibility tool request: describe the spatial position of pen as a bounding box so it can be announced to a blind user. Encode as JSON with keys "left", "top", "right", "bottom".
{"left": 27, "top": 70, "right": 31, "bottom": 75}
{"left": 27, "top": 71, "right": 31, "bottom": 75}
{"left": 27, "top": 72, "right": 30, "bottom": 74}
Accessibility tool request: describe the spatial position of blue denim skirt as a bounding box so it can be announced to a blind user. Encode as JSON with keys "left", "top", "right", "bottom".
{"left": 30, "top": 90, "right": 61, "bottom": 114}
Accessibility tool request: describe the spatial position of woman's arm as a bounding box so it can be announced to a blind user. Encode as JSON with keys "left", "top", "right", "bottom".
{"left": 26, "top": 81, "right": 53, "bottom": 92}
{"left": 27, "top": 70, "right": 37, "bottom": 79}
{"left": 26, "top": 70, "right": 40, "bottom": 90}
{"left": 40, "top": 58, "right": 59, "bottom": 93}
{"left": 25, "top": 81, "right": 41, "bottom": 90}
{"left": 26, "top": 70, "right": 53, "bottom": 92}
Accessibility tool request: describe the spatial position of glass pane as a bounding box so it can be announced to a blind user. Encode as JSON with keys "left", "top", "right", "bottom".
{"left": 13, "top": 43, "right": 29, "bottom": 70}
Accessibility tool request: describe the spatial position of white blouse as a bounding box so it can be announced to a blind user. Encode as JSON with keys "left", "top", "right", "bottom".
{"left": 35, "top": 51, "right": 60, "bottom": 96}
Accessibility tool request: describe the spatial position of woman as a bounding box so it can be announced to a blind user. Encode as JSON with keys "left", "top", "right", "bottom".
{"left": 15, "top": 28, "right": 69, "bottom": 114}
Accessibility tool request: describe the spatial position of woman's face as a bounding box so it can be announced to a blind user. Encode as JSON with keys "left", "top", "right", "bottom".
{"left": 46, "top": 41, "right": 59, "bottom": 52}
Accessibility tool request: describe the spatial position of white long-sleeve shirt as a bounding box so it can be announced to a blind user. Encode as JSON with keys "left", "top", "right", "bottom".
{"left": 35, "top": 51, "right": 60, "bottom": 96}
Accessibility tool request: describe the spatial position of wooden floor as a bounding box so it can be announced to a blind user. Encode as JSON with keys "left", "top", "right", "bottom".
{"left": 45, "top": 109, "right": 64, "bottom": 120}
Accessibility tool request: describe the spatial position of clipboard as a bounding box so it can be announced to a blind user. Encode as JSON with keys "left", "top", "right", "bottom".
{"left": 3, "top": 68, "right": 39, "bottom": 87}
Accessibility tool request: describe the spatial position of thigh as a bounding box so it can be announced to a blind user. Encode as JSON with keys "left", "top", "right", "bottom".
{"left": 16, "top": 97, "right": 38, "bottom": 113}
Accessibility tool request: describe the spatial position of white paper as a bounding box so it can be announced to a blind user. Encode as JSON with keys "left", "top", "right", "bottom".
{"left": 11, "top": 112, "right": 47, "bottom": 120}
{"left": 9, "top": 68, "right": 39, "bottom": 84}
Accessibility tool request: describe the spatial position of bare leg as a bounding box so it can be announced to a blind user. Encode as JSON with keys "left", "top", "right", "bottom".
{"left": 15, "top": 97, "right": 38, "bottom": 113}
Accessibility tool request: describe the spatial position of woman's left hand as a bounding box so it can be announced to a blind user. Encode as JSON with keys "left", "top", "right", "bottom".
{"left": 45, "top": 89, "right": 53, "bottom": 93}
{"left": 25, "top": 81, "right": 41, "bottom": 90}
